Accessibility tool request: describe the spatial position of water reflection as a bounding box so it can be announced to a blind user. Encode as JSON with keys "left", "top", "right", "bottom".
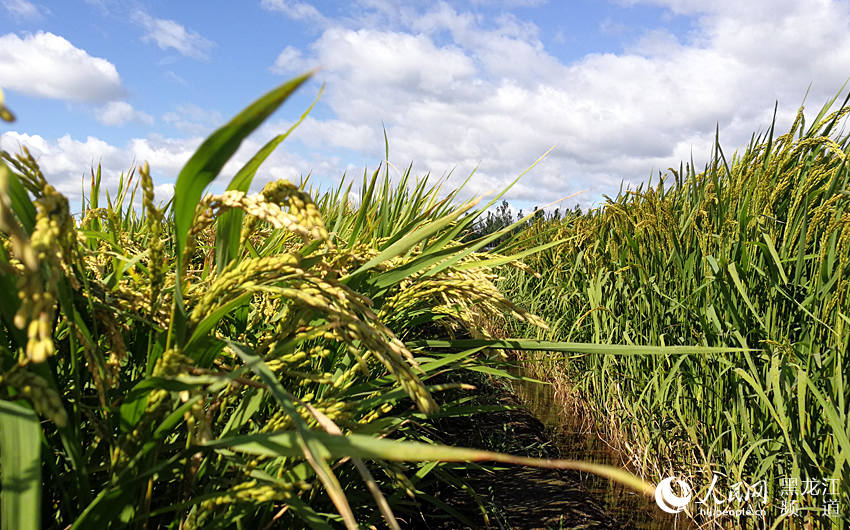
{"left": 508, "top": 363, "right": 697, "bottom": 530}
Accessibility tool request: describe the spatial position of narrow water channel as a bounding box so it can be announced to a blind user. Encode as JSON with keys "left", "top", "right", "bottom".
{"left": 508, "top": 364, "right": 697, "bottom": 529}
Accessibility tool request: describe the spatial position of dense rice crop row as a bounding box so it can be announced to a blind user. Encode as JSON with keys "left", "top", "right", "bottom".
{"left": 500, "top": 94, "right": 850, "bottom": 526}
{"left": 0, "top": 77, "right": 651, "bottom": 529}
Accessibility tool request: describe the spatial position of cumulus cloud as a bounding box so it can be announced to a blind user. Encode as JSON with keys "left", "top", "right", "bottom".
{"left": 128, "top": 135, "right": 204, "bottom": 176}
{"left": 6, "top": 1, "right": 849, "bottom": 212}
{"left": 0, "top": 131, "right": 126, "bottom": 199}
{"left": 0, "top": 31, "right": 124, "bottom": 102}
{"left": 132, "top": 10, "right": 215, "bottom": 60}
{"left": 96, "top": 101, "right": 154, "bottom": 126}
{"left": 270, "top": 45, "right": 310, "bottom": 74}
{"left": 0, "top": 130, "right": 195, "bottom": 211}
{"left": 289, "top": 116, "right": 378, "bottom": 151}
{"left": 310, "top": 28, "right": 477, "bottom": 100}
{"left": 266, "top": 0, "right": 850, "bottom": 207}
{"left": 0, "top": 125, "right": 325, "bottom": 211}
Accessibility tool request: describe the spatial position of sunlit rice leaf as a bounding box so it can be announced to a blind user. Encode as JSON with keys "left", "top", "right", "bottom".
{"left": 410, "top": 338, "right": 755, "bottom": 355}
{"left": 214, "top": 84, "right": 323, "bottom": 274}
{"left": 171, "top": 72, "right": 313, "bottom": 345}
{"left": 204, "top": 430, "right": 655, "bottom": 497}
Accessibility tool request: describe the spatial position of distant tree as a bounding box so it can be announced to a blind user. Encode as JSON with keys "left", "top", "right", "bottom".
{"left": 463, "top": 200, "right": 584, "bottom": 245}
{"left": 464, "top": 200, "right": 514, "bottom": 244}
{"left": 532, "top": 207, "right": 544, "bottom": 221}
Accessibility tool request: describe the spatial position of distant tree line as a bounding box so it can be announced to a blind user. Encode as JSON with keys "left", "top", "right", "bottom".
{"left": 465, "top": 200, "right": 583, "bottom": 244}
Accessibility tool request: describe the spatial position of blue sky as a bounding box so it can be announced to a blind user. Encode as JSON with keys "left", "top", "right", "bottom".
{"left": 1, "top": 0, "right": 849, "bottom": 213}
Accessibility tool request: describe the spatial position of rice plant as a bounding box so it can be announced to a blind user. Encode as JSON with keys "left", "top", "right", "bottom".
{"left": 0, "top": 77, "right": 652, "bottom": 529}
{"left": 500, "top": 94, "right": 850, "bottom": 527}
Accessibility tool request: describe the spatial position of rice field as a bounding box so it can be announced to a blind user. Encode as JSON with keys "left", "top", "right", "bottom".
{"left": 0, "top": 73, "right": 848, "bottom": 529}
{"left": 499, "top": 94, "right": 850, "bottom": 527}
{"left": 0, "top": 76, "right": 649, "bottom": 529}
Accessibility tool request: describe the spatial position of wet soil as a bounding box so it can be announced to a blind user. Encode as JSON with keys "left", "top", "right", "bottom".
{"left": 408, "top": 369, "right": 694, "bottom": 529}
{"left": 506, "top": 368, "right": 695, "bottom": 530}
{"left": 402, "top": 373, "right": 627, "bottom": 529}
{"left": 428, "top": 391, "right": 619, "bottom": 529}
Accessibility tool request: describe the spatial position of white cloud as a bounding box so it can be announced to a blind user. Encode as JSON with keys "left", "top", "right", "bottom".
{"left": 5, "top": 1, "right": 849, "bottom": 213}
{"left": 0, "top": 126, "right": 327, "bottom": 212}
{"left": 469, "top": 0, "right": 549, "bottom": 6}
{"left": 260, "top": 0, "right": 329, "bottom": 26}
{"left": 289, "top": 116, "right": 378, "bottom": 151}
{"left": 306, "top": 27, "right": 477, "bottom": 104}
{"left": 270, "top": 45, "right": 310, "bottom": 74}
{"left": 96, "top": 101, "right": 154, "bottom": 126}
{"left": 82, "top": 0, "right": 109, "bottom": 15}
{"left": 0, "top": 131, "right": 126, "bottom": 200}
{"left": 0, "top": 31, "right": 124, "bottom": 102}
{"left": 266, "top": 0, "right": 850, "bottom": 207}
{"left": 620, "top": 0, "right": 800, "bottom": 17}
{"left": 131, "top": 10, "right": 215, "bottom": 60}
{"left": 162, "top": 103, "right": 224, "bottom": 136}
{"left": 2, "top": 0, "right": 42, "bottom": 20}
{"left": 153, "top": 182, "right": 175, "bottom": 203}
{"left": 165, "top": 70, "right": 189, "bottom": 87}
{"left": 128, "top": 135, "right": 203, "bottom": 177}
{"left": 0, "top": 131, "right": 196, "bottom": 209}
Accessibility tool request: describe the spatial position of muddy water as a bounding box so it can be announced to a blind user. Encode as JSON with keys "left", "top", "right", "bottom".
{"left": 508, "top": 365, "right": 697, "bottom": 529}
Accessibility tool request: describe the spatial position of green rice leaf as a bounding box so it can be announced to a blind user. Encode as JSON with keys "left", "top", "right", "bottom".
{"left": 409, "top": 338, "right": 753, "bottom": 355}
{"left": 0, "top": 400, "right": 41, "bottom": 530}
{"left": 204, "top": 430, "right": 655, "bottom": 497}
{"left": 214, "top": 85, "right": 322, "bottom": 274}
{"left": 171, "top": 72, "right": 312, "bottom": 346}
